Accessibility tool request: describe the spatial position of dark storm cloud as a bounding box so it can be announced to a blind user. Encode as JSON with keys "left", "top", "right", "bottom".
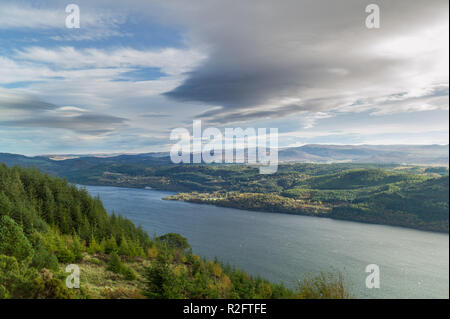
{"left": 165, "top": 64, "right": 311, "bottom": 108}
{"left": 160, "top": 0, "right": 449, "bottom": 123}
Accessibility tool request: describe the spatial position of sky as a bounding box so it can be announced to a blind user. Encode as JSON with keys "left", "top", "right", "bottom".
{"left": 0, "top": 0, "right": 448, "bottom": 155}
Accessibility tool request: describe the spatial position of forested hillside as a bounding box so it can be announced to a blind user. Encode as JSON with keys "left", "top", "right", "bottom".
{"left": 168, "top": 168, "right": 449, "bottom": 232}
{"left": 0, "top": 164, "right": 348, "bottom": 299}
{"left": 0, "top": 153, "right": 448, "bottom": 232}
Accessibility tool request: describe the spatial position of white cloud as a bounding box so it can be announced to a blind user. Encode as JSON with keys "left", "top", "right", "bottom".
{"left": 0, "top": 2, "right": 130, "bottom": 41}
{"left": 15, "top": 46, "right": 205, "bottom": 75}
{"left": 0, "top": 2, "right": 120, "bottom": 29}
{"left": 1, "top": 46, "right": 206, "bottom": 113}
{"left": 0, "top": 57, "right": 57, "bottom": 83}
{"left": 0, "top": 3, "right": 64, "bottom": 29}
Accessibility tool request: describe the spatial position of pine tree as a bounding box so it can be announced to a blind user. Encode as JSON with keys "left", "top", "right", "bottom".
{"left": 0, "top": 215, "right": 33, "bottom": 259}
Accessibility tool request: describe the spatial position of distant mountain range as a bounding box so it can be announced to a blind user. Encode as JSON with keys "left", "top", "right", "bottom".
{"left": 278, "top": 144, "right": 449, "bottom": 165}
{"left": 1, "top": 144, "right": 448, "bottom": 169}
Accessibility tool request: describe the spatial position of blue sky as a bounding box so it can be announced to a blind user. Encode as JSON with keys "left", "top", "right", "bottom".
{"left": 0, "top": 0, "right": 448, "bottom": 155}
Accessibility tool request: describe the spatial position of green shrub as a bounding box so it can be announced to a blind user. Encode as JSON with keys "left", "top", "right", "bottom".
{"left": 298, "top": 272, "right": 351, "bottom": 299}
{"left": 103, "top": 236, "right": 118, "bottom": 254}
{"left": 0, "top": 216, "right": 33, "bottom": 260}
{"left": 157, "top": 233, "right": 191, "bottom": 251}
{"left": 70, "top": 234, "right": 84, "bottom": 261}
{"left": 0, "top": 285, "right": 9, "bottom": 299}
{"left": 86, "top": 256, "right": 102, "bottom": 265}
{"left": 0, "top": 254, "right": 39, "bottom": 299}
{"left": 118, "top": 236, "right": 131, "bottom": 256}
{"left": 87, "top": 237, "right": 103, "bottom": 254}
{"left": 121, "top": 266, "right": 137, "bottom": 281}
{"left": 143, "top": 251, "right": 184, "bottom": 299}
{"left": 31, "top": 246, "right": 59, "bottom": 271}
{"left": 107, "top": 252, "right": 123, "bottom": 273}
{"left": 31, "top": 269, "right": 72, "bottom": 299}
{"left": 107, "top": 252, "right": 136, "bottom": 281}
{"left": 55, "top": 248, "right": 76, "bottom": 264}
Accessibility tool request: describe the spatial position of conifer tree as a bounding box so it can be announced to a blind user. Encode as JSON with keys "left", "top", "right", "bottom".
{"left": 0, "top": 215, "right": 33, "bottom": 259}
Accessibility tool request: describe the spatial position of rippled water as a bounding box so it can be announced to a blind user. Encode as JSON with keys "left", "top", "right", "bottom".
{"left": 84, "top": 185, "right": 449, "bottom": 299}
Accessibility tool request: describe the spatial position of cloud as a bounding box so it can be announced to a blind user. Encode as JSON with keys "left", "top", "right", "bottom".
{"left": 0, "top": 3, "right": 65, "bottom": 29}
{"left": 1, "top": 45, "right": 205, "bottom": 118}
{"left": 0, "top": 0, "right": 448, "bottom": 154}
{"left": 0, "top": 57, "right": 58, "bottom": 84}
{"left": 0, "top": 1, "right": 124, "bottom": 29}
{"left": 161, "top": 0, "right": 449, "bottom": 123}
{"left": 369, "top": 86, "right": 449, "bottom": 115}
{"left": 193, "top": 103, "right": 304, "bottom": 125}
{"left": 141, "top": 112, "right": 171, "bottom": 118}
{"left": 0, "top": 91, "right": 127, "bottom": 134}
{"left": 15, "top": 46, "right": 205, "bottom": 76}
{"left": 0, "top": 1, "right": 130, "bottom": 41}
{"left": 2, "top": 112, "right": 126, "bottom": 134}
{"left": 0, "top": 88, "right": 56, "bottom": 111}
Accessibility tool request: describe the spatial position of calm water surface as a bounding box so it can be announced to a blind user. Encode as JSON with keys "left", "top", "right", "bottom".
{"left": 84, "top": 185, "right": 449, "bottom": 299}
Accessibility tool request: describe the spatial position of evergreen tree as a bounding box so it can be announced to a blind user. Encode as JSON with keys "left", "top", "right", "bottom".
{"left": 144, "top": 251, "right": 184, "bottom": 298}
{"left": 0, "top": 215, "right": 33, "bottom": 259}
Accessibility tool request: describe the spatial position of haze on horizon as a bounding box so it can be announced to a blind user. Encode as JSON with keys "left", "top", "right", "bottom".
{"left": 0, "top": 0, "right": 448, "bottom": 156}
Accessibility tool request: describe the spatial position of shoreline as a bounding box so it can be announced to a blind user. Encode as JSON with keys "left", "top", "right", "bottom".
{"left": 164, "top": 194, "right": 450, "bottom": 235}
{"left": 78, "top": 182, "right": 449, "bottom": 234}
